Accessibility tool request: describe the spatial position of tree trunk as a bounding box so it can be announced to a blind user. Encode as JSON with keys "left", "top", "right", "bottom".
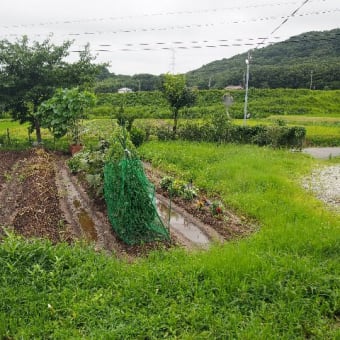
{"left": 35, "top": 119, "right": 42, "bottom": 144}
{"left": 172, "top": 109, "right": 178, "bottom": 136}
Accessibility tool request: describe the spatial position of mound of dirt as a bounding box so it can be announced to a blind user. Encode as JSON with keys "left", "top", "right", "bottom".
{"left": 0, "top": 149, "right": 69, "bottom": 243}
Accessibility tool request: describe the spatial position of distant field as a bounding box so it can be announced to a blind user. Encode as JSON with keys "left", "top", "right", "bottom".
{"left": 1, "top": 115, "right": 340, "bottom": 148}
{"left": 268, "top": 115, "right": 340, "bottom": 124}
{"left": 2, "top": 87, "right": 340, "bottom": 149}
{"left": 96, "top": 88, "right": 340, "bottom": 119}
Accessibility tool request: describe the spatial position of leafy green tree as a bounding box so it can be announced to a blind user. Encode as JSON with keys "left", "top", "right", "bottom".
{"left": 161, "top": 74, "right": 196, "bottom": 134}
{"left": 39, "top": 87, "right": 96, "bottom": 144}
{"left": 0, "top": 36, "right": 101, "bottom": 143}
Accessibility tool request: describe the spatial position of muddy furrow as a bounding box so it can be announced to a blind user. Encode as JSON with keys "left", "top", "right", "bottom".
{"left": 156, "top": 194, "right": 224, "bottom": 250}
{"left": 54, "top": 160, "right": 131, "bottom": 259}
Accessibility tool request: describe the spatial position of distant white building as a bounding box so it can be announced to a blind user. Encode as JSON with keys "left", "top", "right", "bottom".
{"left": 117, "top": 87, "right": 133, "bottom": 93}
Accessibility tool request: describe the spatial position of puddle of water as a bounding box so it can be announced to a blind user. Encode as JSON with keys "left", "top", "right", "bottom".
{"left": 156, "top": 199, "right": 210, "bottom": 245}
{"left": 77, "top": 208, "right": 98, "bottom": 241}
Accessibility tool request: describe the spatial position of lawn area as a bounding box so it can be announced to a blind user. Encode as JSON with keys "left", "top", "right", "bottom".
{"left": 0, "top": 119, "right": 60, "bottom": 149}
{"left": 1, "top": 141, "right": 339, "bottom": 338}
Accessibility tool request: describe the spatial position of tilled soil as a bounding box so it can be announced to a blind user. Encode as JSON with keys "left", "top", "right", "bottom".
{"left": 0, "top": 150, "right": 30, "bottom": 186}
{"left": 0, "top": 148, "right": 255, "bottom": 258}
{"left": 0, "top": 149, "right": 70, "bottom": 242}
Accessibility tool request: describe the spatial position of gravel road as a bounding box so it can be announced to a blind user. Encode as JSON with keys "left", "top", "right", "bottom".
{"left": 300, "top": 147, "right": 340, "bottom": 213}
{"left": 303, "top": 165, "right": 340, "bottom": 213}
{"left": 303, "top": 147, "right": 340, "bottom": 159}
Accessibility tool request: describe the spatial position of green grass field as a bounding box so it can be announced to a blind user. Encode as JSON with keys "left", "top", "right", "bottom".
{"left": 1, "top": 140, "right": 339, "bottom": 338}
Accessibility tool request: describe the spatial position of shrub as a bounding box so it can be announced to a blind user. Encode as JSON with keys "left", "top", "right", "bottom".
{"left": 130, "top": 126, "right": 146, "bottom": 147}
{"left": 156, "top": 126, "right": 174, "bottom": 141}
{"left": 160, "top": 176, "right": 198, "bottom": 201}
{"left": 160, "top": 176, "right": 174, "bottom": 190}
{"left": 90, "top": 105, "right": 114, "bottom": 117}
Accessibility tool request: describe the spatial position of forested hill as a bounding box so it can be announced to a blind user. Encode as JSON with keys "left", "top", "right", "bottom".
{"left": 185, "top": 29, "right": 340, "bottom": 90}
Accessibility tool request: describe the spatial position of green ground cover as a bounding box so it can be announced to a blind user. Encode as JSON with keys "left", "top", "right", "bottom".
{"left": 96, "top": 89, "right": 340, "bottom": 119}
{"left": 1, "top": 141, "right": 339, "bottom": 338}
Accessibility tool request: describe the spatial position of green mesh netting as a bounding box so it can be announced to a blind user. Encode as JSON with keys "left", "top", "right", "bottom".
{"left": 104, "top": 157, "right": 170, "bottom": 245}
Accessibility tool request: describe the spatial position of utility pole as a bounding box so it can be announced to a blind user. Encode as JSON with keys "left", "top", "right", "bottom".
{"left": 243, "top": 50, "right": 251, "bottom": 126}
{"left": 309, "top": 70, "right": 313, "bottom": 90}
{"left": 208, "top": 76, "right": 213, "bottom": 89}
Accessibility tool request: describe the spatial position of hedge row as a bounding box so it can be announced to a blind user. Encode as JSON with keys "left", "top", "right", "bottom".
{"left": 156, "top": 121, "right": 306, "bottom": 149}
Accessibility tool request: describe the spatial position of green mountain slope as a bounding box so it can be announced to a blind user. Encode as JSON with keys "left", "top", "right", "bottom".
{"left": 186, "top": 29, "right": 340, "bottom": 89}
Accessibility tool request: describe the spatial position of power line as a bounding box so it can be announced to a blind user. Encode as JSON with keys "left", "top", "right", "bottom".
{"left": 1, "top": 8, "right": 339, "bottom": 40}
{"left": 0, "top": 0, "right": 327, "bottom": 30}
{"left": 255, "top": 0, "right": 316, "bottom": 48}
{"left": 93, "top": 36, "right": 282, "bottom": 48}
{"left": 68, "top": 35, "right": 340, "bottom": 53}
{"left": 267, "top": 0, "right": 311, "bottom": 40}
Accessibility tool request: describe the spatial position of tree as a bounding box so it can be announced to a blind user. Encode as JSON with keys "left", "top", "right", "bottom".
{"left": 39, "top": 87, "right": 96, "bottom": 145}
{"left": 0, "top": 36, "right": 101, "bottom": 143}
{"left": 161, "top": 74, "right": 196, "bottom": 134}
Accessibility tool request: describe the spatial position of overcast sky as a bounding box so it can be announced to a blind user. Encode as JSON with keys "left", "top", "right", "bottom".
{"left": 1, "top": 0, "right": 339, "bottom": 75}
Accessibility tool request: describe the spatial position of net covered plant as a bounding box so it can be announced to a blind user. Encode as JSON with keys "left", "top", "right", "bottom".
{"left": 103, "top": 127, "right": 170, "bottom": 245}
